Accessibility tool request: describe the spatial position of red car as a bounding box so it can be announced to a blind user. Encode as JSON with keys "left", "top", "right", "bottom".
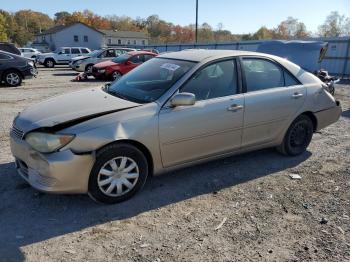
{"left": 92, "top": 51, "right": 157, "bottom": 80}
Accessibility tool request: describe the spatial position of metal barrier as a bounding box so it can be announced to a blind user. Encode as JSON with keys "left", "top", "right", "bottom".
{"left": 123, "top": 37, "right": 350, "bottom": 78}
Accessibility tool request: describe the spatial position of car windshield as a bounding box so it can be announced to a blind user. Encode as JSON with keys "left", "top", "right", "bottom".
{"left": 105, "top": 58, "right": 196, "bottom": 103}
{"left": 90, "top": 50, "right": 102, "bottom": 57}
{"left": 112, "top": 54, "right": 131, "bottom": 64}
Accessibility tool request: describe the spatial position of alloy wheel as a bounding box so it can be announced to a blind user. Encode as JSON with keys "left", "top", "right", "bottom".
{"left": 112, "top": 71, "right": 122, "bottom": 81}
{"left": 97, "top": 156, "right": 139, "bottom": 197}
{"left": 6, "top": 73, "right": 20, "bottom": 86}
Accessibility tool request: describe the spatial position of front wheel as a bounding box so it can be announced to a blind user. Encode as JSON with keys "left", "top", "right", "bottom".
{"left": 44, "top": 59, "right": 55, "bottom": 68}
{"left": 277, "top": 115, "right": 314, "bottom": 156}
{"left": 111, "top": 71, "right": 122, "bottom": 81}
{"left": 88, "top": 143, "right": 148, "bottom": 204}
{"left": 3, "top": 70, "right": 22, "bottom": 87}
{"left": 85, "top": 64, "right": 93, "bottom": 74}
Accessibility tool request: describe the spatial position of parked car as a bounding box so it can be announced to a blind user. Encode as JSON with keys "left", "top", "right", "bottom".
{"left": 37, "top": 47, "right": 91, "bottom": 68}
{"left": 19, "top": 48, "right": 41, "bottom": 59}
{"left": 69, "top": 47, "right": 136, "bottom": 73}
{"left": 92, "top": 51, "right": 157, "bottom": 80}
{"left": 0, "top": 50, "right": 37, "bottom": 86}
{"left": 10, "top": 50, "right": 341, "bottom": 203}
{"left": 0, "top": 42, "right": 21, "bottom": 55}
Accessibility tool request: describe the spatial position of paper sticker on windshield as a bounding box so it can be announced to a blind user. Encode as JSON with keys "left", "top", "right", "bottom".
{"left": 160, "top": 63, "right": 180, "bottom": 71}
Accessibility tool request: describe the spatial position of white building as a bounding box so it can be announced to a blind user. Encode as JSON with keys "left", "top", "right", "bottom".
{"left": 33, "top": 22, "right": 149, "bottom": 51}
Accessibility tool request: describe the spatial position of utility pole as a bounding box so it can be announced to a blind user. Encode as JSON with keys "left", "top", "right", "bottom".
{"left": 195, "top": 0, "right": 198, "bottom": 43}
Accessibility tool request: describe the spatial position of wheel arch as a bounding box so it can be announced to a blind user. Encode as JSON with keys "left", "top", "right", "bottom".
{"left": 2, "top": 68, "right": 24, "bottom": 80}
{"left": 300, "top": 111, "right": 318, "bottom": 132}
{"left": 95, "top": 139, "right": 154, "bottom": 176}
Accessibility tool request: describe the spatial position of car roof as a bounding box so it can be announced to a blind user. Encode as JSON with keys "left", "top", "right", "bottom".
{"left": 158, "top": 49, "right": 279, "bottom": 62}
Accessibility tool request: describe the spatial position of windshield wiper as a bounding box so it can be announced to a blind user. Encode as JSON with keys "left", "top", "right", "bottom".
{"left": 108, "top": 90, "right": 130, "bottom": 101}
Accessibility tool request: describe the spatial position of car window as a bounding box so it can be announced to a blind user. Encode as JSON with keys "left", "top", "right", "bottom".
{"left": 81, "top": 48, "right": 89, "bottom": 54}
{"left": 180, "top": 60, "right": 237, "bottom": 100}
{"left": 0, "top": 53, "right": 12, "bottom": 60}
{"left": 71, "top": 48, "right": 80, "bottom": 54}
{"left": 62, "top": 48, "right": 70, "bottom": 54}
{"left": 129, "top": 55, "right": 143, "bottom": 64}
{"left": 106, "top": 49, "right": 116, "bottom": 57}
{"left": 284, "top": 71, "right": 300, "bottom": 86}
{"left": 144, "top": 54, "right": 155, "bottom": 61}
{"left": 242, "top": 58, "right": 284, "bottom": 92}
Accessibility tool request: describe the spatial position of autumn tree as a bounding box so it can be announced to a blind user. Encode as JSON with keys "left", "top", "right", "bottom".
{"left": 318, "top": 11, "right": 350, "bottom": 37}
{"left": 273, "top": 17, "right": 309, "bottom": 39}
{"left": 0, "top": 12, "right": 7, "bottom": 41}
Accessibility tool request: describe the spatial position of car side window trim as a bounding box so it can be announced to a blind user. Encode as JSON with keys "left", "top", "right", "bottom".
{"left": 239, "top": 56, "right": 302, "bottom": 93}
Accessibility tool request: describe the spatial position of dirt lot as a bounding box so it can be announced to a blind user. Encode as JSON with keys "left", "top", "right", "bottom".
{"left": 0, "top": 67, "right": 349, "bottom": 262}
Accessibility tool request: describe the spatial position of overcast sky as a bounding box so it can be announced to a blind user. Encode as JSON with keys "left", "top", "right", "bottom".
{"left": 1, "top": 0, "right": 349, "bottom": 34}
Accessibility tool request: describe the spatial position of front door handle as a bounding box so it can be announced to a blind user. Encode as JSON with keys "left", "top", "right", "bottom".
{"left": 292, "top": 93, "right": 303, "bottom": 99}
{"left": 227, "top": 104, "right": 243, "bottom": 112}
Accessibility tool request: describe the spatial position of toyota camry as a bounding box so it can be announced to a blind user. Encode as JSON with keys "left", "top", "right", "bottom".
{"left": 10, "top": 50, "right": 341, "bottom": 203}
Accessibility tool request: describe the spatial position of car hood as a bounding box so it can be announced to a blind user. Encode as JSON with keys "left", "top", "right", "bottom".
{"left": 71, "top": 56, "right": 90, "bottom": 62}
{"left": 94, "top": 60, "right": 117, "bottom": 68}
{"left": 39, "top": 52, "right": 55, "bottom": 56}
{"left": 15, "top": 87, "right": 140, "bottom": 133}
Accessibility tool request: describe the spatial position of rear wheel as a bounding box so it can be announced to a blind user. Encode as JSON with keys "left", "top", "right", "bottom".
{"left": 88, "top": 143, "right": 148, "bottom": 204}
{"left": 277, "top": 115, "right": 314, "bottom": 156}
{"left": 44, "top": 58, "right": 55, "bottom": 68}
{"left": 3, "top": 70, "right": 22, "bottom": 87}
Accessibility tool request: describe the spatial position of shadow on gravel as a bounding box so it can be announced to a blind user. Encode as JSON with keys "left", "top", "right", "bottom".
{"left": 52, "top": 72, "right": 79, "bottom": 77}
{"left": 0, "top": 149, "right": 311, "bottom": 261}
{"left": 341, "top": 108, "right": 350, "bottom": 118}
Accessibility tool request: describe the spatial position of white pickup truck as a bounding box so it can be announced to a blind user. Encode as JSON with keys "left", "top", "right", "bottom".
{"left": 37, "top": 47, "right": 91, "bottom": 68}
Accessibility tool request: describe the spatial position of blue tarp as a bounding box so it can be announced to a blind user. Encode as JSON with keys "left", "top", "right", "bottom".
{"left": 256, "top": 40, "right": 328, "bottom": 72}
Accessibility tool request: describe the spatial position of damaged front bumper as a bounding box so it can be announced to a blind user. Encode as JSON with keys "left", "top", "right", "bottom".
{"left": 10, "top": 133, "right": 95, "bottom": 194}
{"left": 315, "top": 101, "right": 342, "bottom": 131}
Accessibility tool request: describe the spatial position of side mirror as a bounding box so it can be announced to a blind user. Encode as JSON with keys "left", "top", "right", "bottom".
{"left": 170, "top": 93, "right": 196, "bottom": 107}
{"left": 58, "top": 51, "right": 63, "bottom": 55}
{"left": 125, "top": 60, "right": 132, "bottom": 65}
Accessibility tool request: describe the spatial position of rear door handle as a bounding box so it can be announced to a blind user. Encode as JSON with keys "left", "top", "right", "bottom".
{"left": 227, "top": 104, "right": 243, "bottom": 112}
{"left": 292, "top": 93, "right": 303, "bottom": 99}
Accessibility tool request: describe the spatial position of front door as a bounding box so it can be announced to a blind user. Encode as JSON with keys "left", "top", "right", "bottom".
{"left": 57, "top": 48, "right": 71, "bottom": 63}
{"left": 240, "top": 57, "right": 306, "bottom": 147}
{"left": 159, "top": 59, "right": 244, "bottom": 167}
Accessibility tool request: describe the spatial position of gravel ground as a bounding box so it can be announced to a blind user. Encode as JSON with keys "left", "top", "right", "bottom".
{"left": 0, "top": 67, "right": 349, "bottom": 262}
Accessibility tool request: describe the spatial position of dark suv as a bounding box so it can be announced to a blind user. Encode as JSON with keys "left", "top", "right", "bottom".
{"left": 0, "top": 51, "right": 37, "bottom": 87}
{"left": 0, "top": 42, "right": 21, "bottom": 55}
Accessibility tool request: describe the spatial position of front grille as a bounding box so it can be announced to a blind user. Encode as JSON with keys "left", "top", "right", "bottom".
{"left": 11, "top": 125, "right": 24, "bottom": 140}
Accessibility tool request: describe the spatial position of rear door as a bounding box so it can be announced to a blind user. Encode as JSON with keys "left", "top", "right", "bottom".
{"left": 240, "top": 57, "right": 306, "bottom": 147}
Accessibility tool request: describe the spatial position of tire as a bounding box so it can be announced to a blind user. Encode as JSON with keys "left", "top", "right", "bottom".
{"left": 88, "top": 143, "right": 149, "bottom": 204}
{"left": 111, "top": 71, "right": 122, "bottom": 81}
{"left": 3, "top": 70, "right": 22, "bottom": 87}
{"left": 85, "top": 64, "right": 93, "bottom": 74}
{"left": 277, "top": 115, "right": 314, "bottom": 156}
{"left": 44, "top": 58, "right": 55, "bottom": 68}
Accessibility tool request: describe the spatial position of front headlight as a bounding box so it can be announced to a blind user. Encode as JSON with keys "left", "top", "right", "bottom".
{"left": 25, "top": 132, "right": 75, "bottom": 153}
{"left": 98, "top": 69, "right": 105, "bottom": 73}
{"left": 28, "top": 61, "right": 34, "bottom": 67}
{"left": 75, "top": 60, "right": 84, "bottom": 65}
